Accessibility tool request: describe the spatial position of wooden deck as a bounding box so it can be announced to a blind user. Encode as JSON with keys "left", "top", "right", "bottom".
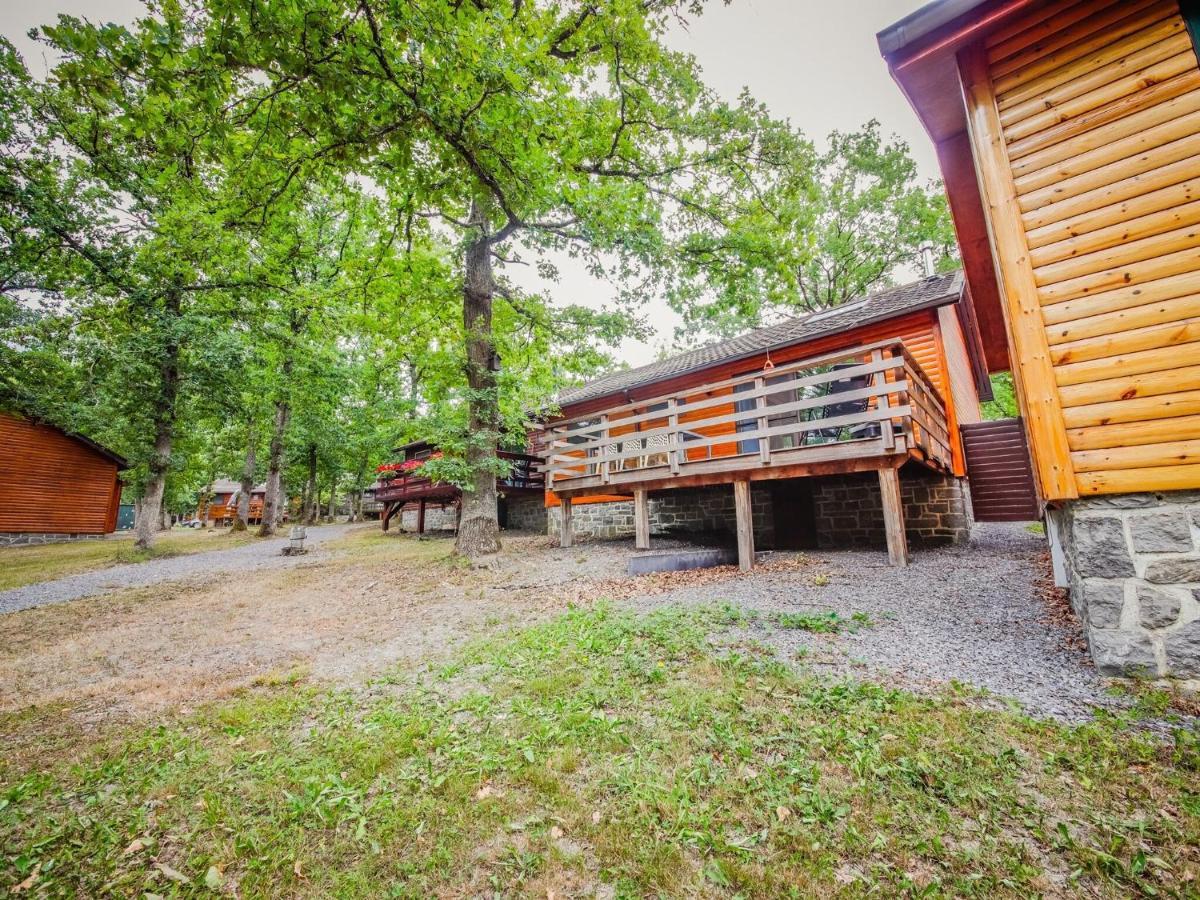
{"left": 539, "top": 340, "right": 953, "bottom": 568}
{"left": 376, "top": 451, "right": 545, "bottom": 532}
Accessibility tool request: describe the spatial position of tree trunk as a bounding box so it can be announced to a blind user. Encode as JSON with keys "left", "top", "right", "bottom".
{"left": 454, "top": 197, "right": 502, "bottom": 558}
{"left": 303, "top": 443, "right": 318, "bottom": 524}
{"left": 134, "top": 292, "right": 182, "bottom": 551}
{"left": 327, "top": 475, "right": 337, "bottom": 520}
{"left": 233, "top": 425, "right": 257, "bottom": 532}
{"left": 258, "top": 399, "right": 290, "bottom": 536}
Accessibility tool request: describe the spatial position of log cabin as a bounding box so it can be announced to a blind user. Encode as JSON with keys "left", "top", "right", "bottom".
{"left": 374, "top": 440, "right": 545, "bottom": 533}
{"left": 537, "top": 272, "right": 1007, "bottom": 569}
{"left": 0, "top": 410, "right": 127, "bottom": 545}
{"left": 197, "top": 479, "right": 267, "bottom": 526}
{"left": 878, "top": 0, "right": 1200, "bottom": 677}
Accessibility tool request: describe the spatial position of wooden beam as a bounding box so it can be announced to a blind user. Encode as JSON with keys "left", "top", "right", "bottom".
{"left": 634, "top": 489, "right": 650, "bottom": 550}
{"left": 559, "top": 495, "right": 574, "bottom": 548}
{"left": 960, "top": 44, "right": 1077, "bottom": 502}
{"left": 733, "top": 479, "right": 754, "bottom": 572}
{"left": 417, "top": 498, "right": 426, "bottom": 534}
{"left": 878, "top": 467, "right": 909, "bottom": 567}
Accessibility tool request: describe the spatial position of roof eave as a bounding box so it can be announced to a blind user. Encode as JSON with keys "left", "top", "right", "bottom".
{"left": 877, "top": 0, "right": 992, "bottom": 58}
{"left": 558, "top": 280, "right": 964, "bottom": 415}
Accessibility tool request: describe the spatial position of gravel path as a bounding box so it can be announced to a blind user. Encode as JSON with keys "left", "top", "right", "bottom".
{"left": 628, "top": 523, "right": 1120, "bottom": 722}
{"left": 0, "top": 524, "right": 352, "bottom": 615}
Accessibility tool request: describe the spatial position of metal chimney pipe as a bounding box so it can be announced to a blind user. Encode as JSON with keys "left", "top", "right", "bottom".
{"left": 920, "top": 242, "right": 936, "bottom": 278}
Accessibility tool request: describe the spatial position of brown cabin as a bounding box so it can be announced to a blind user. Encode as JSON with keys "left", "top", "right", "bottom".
{"left": 374, "top": 440, "right": 545, "bottom": 533}
{"left": 198, "top": 479, "right": 268, "bottom": 526}
{"left": 0, "top": 411, "right": 127, "bottom": 543}
{"left": 537, "top": 273, "right": 1002, "bottom": 568}
{"left": 877, "top": 0, "right": 1200, "bottom": 677}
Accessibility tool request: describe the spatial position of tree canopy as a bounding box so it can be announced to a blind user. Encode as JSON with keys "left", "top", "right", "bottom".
{"left": 0, "top": 2, "right": 956, "bottom": 556}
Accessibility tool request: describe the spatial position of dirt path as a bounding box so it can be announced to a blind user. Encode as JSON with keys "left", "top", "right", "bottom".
{"left": 0, "top": 524, "right": 352, "bottom": 614}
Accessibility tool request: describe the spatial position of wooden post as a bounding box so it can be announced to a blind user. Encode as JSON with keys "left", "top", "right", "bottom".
{"left": 667, "top": 397, "right": 681, "bottom": 475}
{"left": 417, "top": 498, "right": 426, "bottom": 534}
{"left": 634, "top": 488, "right": 650, "bottom": 550}
{"left": 878, "top": 466, "right": 908, "bottom": 567}
{"left": 733, "top": 479, "right": 754, "bottom": 572}
{"left": 755, "top": 376, "right": 770, "bottom": 464}
{"left": 559, "top": 495, "right": 574, "bottom": 548}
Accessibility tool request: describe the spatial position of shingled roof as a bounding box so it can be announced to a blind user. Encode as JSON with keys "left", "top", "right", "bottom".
{"left": 558, "top": 271, "right": 964, "bottom": 408}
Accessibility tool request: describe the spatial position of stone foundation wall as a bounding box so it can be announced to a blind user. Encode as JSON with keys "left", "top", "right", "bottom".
{"left": 1051, "top": 491, "right": 1200, "bottom": 679}
{"left": 544, "top": 484, "right": 776, "bottom": 547}
{"left": 0, "top": 532, "right": 107, "bottom": 547}
{"left": 395, "top": 505, "right": 457, "bottom": 532}
{"left": 504, "top": 494, "right": 547, "bottom": 531}
{"left": 812, "top": 470, "right": 972, "bottom": 549}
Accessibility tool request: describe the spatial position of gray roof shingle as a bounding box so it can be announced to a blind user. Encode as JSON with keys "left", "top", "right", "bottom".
{"left": 558, "top": 271, "right": 963, "bottom": 408}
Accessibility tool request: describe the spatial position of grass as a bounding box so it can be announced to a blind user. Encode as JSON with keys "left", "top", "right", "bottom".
{"left": 0, "top": 528, "right": 256, "bottom": 592}
{"left": 2, "top": 603, "right": 1198, "bottom": 897}
{"left": 773, "top": 610, "right": 872, "bottom": 633}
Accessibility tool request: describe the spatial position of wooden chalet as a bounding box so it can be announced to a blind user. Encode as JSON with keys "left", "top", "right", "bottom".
{"left": 539, "top": 273, "right": 998, "bottom": 569}
{"left": 374, "top": 440, "right": 544, "bottom": 533}
{"left": 0, "top": 410, "right": 128, "bottom": 543}
{"left": 878, "top": 0, "right": 1200, "bottom": 677}
{"left": 198, "top": 479, "right": 267, "bottom": 526}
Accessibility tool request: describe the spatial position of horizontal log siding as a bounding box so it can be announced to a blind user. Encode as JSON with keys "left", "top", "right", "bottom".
{"left": 549, "top": 309, "right": 963, "bottom": 478}
{"left": 971, "top": 0, "right": 1200, "bottom": 496}
{"left": 0, "top": 412, "right": 121, "bottom": 534}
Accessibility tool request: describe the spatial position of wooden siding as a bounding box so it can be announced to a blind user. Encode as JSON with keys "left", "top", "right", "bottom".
{"left": 0, "top": 412, "right": 122, "bottom": 535}
{"left": 961, "top": 0, "right": 1200, "bottom": 497}
{"left": 553, "top": 308, "right": 969, "bottom": 478}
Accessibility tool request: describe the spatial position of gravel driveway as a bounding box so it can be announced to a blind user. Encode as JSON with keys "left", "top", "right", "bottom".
{"left": 0, "top": 524, "right": 351, "bottom": 615}
{"left": 628, "top": 523, "right": 1119, "bottom": 722}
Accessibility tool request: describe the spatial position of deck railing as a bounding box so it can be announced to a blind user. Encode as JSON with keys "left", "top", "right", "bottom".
{"left": 373, "top": 451, "right": 545, "bottom": 504}
{"left": 540, "top": 340, "right": 952, "bottom": 492}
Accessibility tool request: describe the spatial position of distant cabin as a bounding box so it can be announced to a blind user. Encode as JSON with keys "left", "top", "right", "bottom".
{"left": 0, "top": 411, "right": 128, "bottom": 545}
{"left": 198, "top": 479, "right": 267, "bottom": 526}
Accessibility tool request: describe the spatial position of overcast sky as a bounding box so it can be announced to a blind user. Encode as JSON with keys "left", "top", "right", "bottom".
{"left": 1, "top": 0, "right": 935, "bottom": 366}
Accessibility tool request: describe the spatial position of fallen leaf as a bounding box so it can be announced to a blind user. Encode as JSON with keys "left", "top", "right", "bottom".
{"left": 775, "top": 806, "right": 792, "bottom": 823}
{"left": 154, "top": 862, "right": 190, "bottom": 884}
{"left": 124, "top": 838, "right": 146, "bottom": 856}
{"left": 549, "top": 825, "right": 564, "bottom": 840}
{"left": 293, "top": 859, "right": 304, "bottom": 879}
{"left": 12, "top": 863, "right": 41, "bottom": 893}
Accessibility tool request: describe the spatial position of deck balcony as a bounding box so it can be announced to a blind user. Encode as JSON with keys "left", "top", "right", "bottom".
{"left": 375, "top": 450, "right": 545, "bottom": 531}
{"left": 539, "top": 340, "right": 953, "bottom": 567}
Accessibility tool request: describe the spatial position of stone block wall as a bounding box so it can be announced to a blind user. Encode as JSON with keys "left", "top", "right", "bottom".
{"left": 812, "top": 470, "right": 972, "bottom": 549}
{"left": 0, "top": 532, "right": 106, "bottom": 547}
{"left": 395, "top": 505, "right": 457, "bottom": 532}
{"left": 544, "top": 484, "right": 776, "bottom": 547}
{"left": 504, "top": 494, "right": 548, "bottom": 532}
{"left": 1050, "top": 491, "right": 1200, "bottom": 679}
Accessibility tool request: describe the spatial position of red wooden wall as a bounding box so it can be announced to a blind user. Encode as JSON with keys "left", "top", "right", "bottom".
{"left": 0, "top": 412, "right": 123, "bottom": 535}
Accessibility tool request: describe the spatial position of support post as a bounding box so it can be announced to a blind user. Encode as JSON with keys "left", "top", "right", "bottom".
{"left": 634, "top": 489, "right": 650, "bottom": 550}
{"left": 733, "top": 479, "right": 754, "bottom": 572}
{"left": 417, "top": 498, "right": 426, "bottom": 534}
{"left": 878, "top": 466, "right": 908, "bottom": 567}
{"left": 559, "top": 495, "right": 574, "bottom": 548}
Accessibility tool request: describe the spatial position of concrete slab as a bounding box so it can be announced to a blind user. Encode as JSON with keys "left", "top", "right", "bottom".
{"left": 628, "top": 547, "right": 737, "bottom": 575}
